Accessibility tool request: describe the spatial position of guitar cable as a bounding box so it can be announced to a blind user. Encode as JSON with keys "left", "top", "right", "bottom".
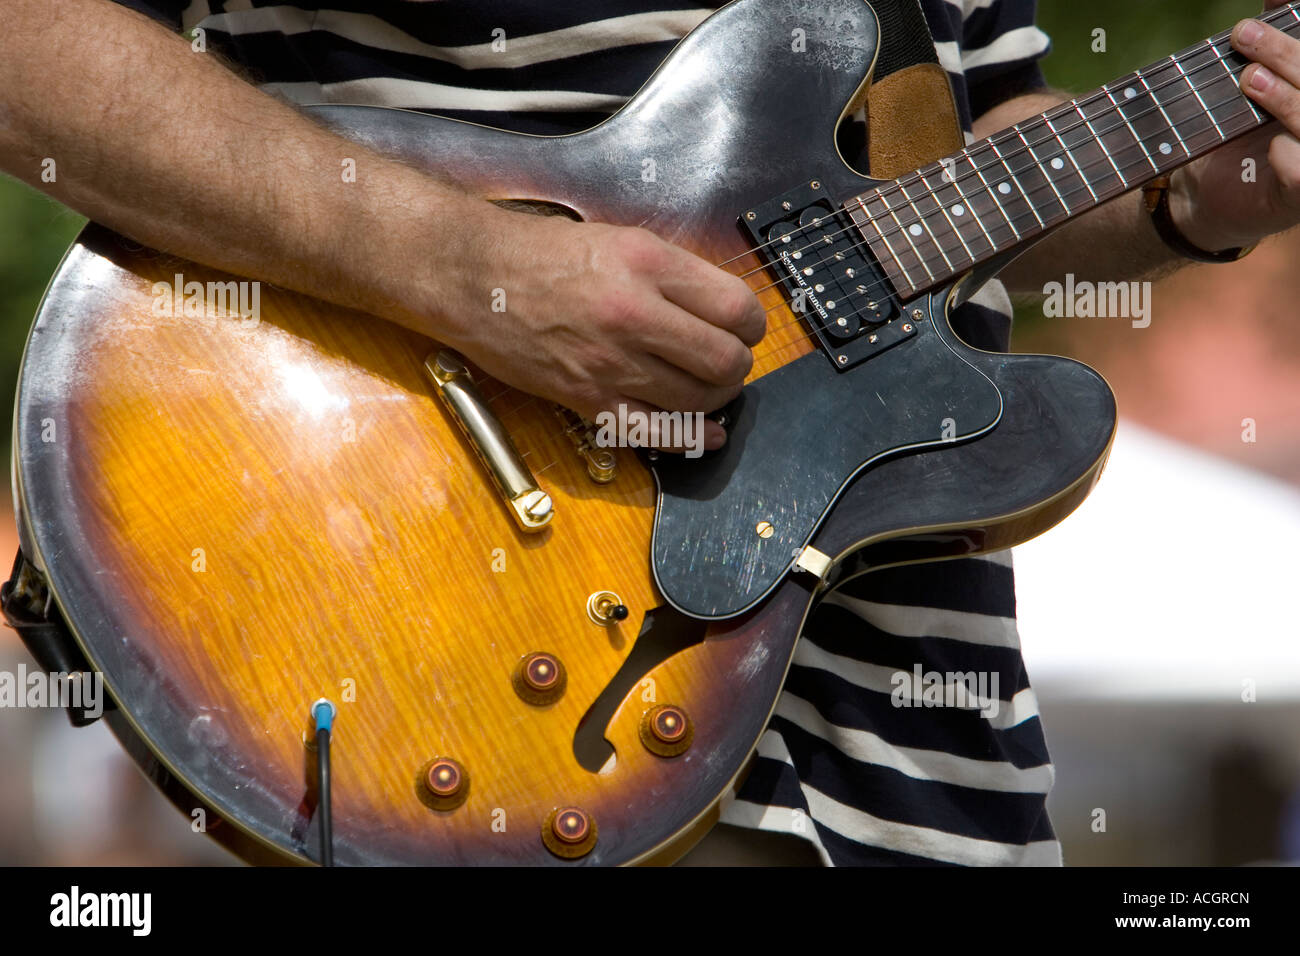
{"left": 311, "top": 698, "right": 337, "bottom": 867}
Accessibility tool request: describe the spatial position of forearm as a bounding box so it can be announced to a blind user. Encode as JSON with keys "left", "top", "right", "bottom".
{"left": 0, "top": 0, "right": 493, "bottom": 335}
{"left": 975, "top": 91, "right": 1191, "bottom": 295}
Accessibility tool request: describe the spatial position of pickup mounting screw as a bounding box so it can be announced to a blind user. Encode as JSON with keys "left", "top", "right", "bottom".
{"left": 756, "top": 521, "right": 775, "bottom": 538}
{"left": 782, "top": 201, "right": 792, "bottom": 211}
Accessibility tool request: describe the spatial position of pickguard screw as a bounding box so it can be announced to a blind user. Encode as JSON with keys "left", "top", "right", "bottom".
{"left": 902, "top": 323, "right": 913, "bottom": 333}
{"left": 912, "top": 308, "right": 924, "bottom": 320}
{"left": 837, "top": 354, "right": 848, "bottom": 365}
{"left": 746, "top": 211, "right": 756, "bottom": 221}
{"left": 810, "top": 180, "right": 821, "bottom": 190}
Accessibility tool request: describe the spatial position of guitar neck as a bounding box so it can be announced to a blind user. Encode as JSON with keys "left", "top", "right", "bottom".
{"left": 847, "top": 2, "right": 1299, "bottom": 299}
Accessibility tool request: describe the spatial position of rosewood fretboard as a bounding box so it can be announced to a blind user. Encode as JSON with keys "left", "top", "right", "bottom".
{"left": 847, "top": 3, "right": 1297, "bottom": 298}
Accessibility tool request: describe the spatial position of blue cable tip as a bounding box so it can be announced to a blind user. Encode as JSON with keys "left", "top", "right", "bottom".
{"left": 312, "top": 698, "right": 336, "bottom": 734}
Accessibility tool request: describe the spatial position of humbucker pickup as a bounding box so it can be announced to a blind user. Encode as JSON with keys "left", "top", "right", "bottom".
{"left": 741, "top": 179, "right": 914, "bottom": 370}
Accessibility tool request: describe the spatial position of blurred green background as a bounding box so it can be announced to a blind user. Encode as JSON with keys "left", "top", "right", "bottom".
{"left": 0, "top": 0, "right": 1265, "bottom": 461}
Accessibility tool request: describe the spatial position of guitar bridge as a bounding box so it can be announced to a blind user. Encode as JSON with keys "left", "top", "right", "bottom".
{"left": 741, "top": 179, "right": 914, "bottom": 370}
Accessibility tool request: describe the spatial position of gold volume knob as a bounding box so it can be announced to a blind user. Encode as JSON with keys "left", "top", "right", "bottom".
{"left": 512, "top": 652, "right": 567, "bottom": 705}
{"left": 542, "top": 806, "right": 598, "bottom": 859}
{"left": 417, "top": 756, "right": 469, "bottom": 812}
{"left": 639, "top": 704, "right": 694, "bottom": 757}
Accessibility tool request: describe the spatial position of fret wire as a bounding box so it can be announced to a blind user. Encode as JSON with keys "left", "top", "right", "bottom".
{"left": 945, "top": 155, "right": 1001, "bottom": 252}
{"left": 1016, "top": 124, "right": 1071, "bottom": 216}
{"left": 897, "top": 175, "right": 957, "bottom": 273}
{"left": 1044, "top": 115, "right": 1099, "bottom": 203}
{"left": 988, "top": 138, "right": 1046, "bottom": 229}
{"left": 877, "top": 190, "right": 934, "bottom": 284}
{"left": 966, "top": 148, "right": 1021, "bottom": 241}
{"left": 1174, "top": 53, "right": 1227, "bottom": 142}
{"left": 1210, "top": 36, "right": 1264, "bottom": 123}
{"left": 1074, "top": 100, "right": 1128, "bottom": 188}
{"left": 1139, "top": 61, "right": 1192, "bottom": 160}
{"left": 859, "top": 206, "right": 916, "bottom": 292}
{"left": 1105, "top": 80, "right": 1161, "bottom": 176}
{"left": 924, "top": 169, "right": 978, "bottom": 265}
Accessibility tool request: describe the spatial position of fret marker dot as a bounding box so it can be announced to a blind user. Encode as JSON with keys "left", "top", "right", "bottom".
{"left": 951, "top": 204, "right": 965, "bottom": 217}
{"left": 1159, "top": 142, "right": 1173, "bottom": 155}
{"left": 1051, "top": 157, "right": 1065, "bottom": 170}
{"left": 1124, "top": 87, "right": 1137, "bottom": 99}
{"left": 998, "top": 183, "right": 1012, "bottom": 195}
{"left": 909, "top": 224, "right": 924, "bottom": 237}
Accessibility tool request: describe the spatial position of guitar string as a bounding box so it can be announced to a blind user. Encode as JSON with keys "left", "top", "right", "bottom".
{"left": 753, "top": 90, "right": 1267, "bottom": 348}
{"left": 474, "top": 11, "right": 1295, "bottom": 454}
{"left": 491, "top": 17, "right": 1283, "bottom": 413}
{"left": 741, "top": 33, "right": 1276, "bottom": 301}
{"left": 479, "top": 91, "right": 1267, "bottom": 432}
{"left": 715, "top": 6, "right": 1296, "bottom": 275}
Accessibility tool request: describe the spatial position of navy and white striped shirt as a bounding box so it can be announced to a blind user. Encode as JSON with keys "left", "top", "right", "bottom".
{"left": 122, "top": 0, "right": 1057, "bottom": 866}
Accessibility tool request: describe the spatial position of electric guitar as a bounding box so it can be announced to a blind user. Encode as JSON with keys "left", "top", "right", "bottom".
{"left": 10, "top": 0, "right": 1279, "bottom": 864}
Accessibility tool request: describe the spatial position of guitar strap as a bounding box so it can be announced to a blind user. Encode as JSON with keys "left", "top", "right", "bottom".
{"left": 859, "top": 0, "right": 966, "bottom": 178}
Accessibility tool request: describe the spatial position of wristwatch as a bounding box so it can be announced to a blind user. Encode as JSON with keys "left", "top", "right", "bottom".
{"left": 1142, "top": 172, "right": 1256, "bottom": 264}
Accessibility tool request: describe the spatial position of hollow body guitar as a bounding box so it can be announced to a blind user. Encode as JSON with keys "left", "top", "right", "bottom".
{"left": 21, "top": 0, "right": 1224, "bottom": 865}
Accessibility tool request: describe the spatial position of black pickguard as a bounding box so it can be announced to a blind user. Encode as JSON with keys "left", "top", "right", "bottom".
{"left": 648, "top": 292, "right": 1001, "bottom": 619}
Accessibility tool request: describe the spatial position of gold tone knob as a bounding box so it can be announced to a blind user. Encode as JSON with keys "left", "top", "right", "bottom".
{"left": 513, "top": 652, "right": 567, "bottom": 705}
{"left": 639, "top": 704, "right": 694, "bottom": 757}
{"left": 522, "top": 653, "right": 561, "bottom": 692}
{"left": 553, "top": 808, "right": 590, "bottom": 844}
{"left": 542, "top": 806, "right": 598, "bottom": 859}
{"left": 425, "top": 759, "right": 463, "bottom": 797}
{"left": 417, "top": 756, "right": 469, "bottom": 811}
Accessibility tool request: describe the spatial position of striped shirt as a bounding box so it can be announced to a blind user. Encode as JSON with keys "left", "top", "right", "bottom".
{"left": 123, "top": 0, "right": 1057, "bottom": 866}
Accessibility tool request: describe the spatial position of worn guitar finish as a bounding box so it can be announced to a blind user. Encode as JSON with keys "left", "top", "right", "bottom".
{"left": 12, "top": 0, "right": 1114, "bottom": 865}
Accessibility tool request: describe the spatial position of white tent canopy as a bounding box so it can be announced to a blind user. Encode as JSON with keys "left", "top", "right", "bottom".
{"left": 1013, "top": 420, "right": 1300, "bottom": 701}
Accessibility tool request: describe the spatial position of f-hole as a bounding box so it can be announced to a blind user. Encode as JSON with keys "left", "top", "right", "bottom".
{"left": 572, "top": 605, "right": 707, "bottom": 772}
